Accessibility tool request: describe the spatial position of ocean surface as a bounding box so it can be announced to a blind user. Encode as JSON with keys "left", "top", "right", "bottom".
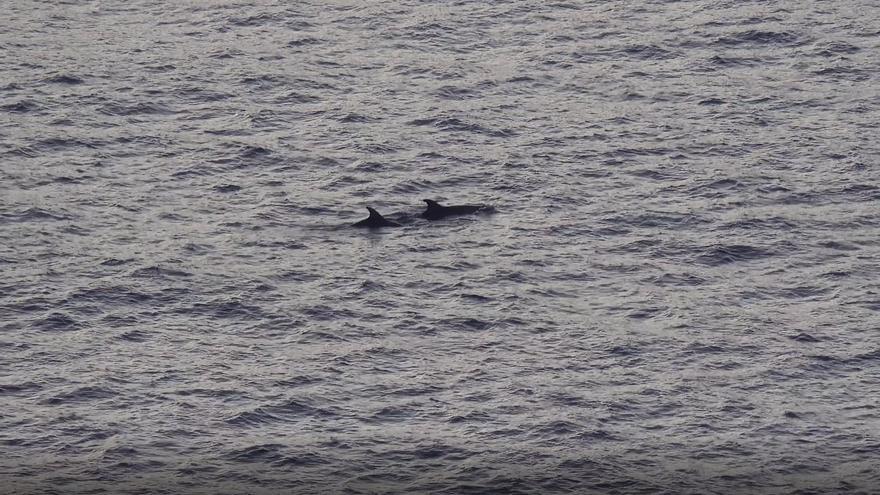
{"left": 2, "top": 1, "right": 879, "bottom": 493}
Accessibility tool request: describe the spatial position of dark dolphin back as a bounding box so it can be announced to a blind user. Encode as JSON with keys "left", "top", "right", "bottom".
{"left": 353, "top": 207, "right": 401, "bottom": 228}
{"left": 421, "top": 199, "right": 483, "bottom": 220}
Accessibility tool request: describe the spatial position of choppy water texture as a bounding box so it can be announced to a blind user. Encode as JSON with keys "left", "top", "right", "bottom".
{"left": 2, "top": 1, "right": 880, "bottom": 494}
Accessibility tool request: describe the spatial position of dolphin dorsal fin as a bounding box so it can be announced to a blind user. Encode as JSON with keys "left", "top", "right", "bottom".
{"left": 366, "top": 207, "right": 383, "bottom": 219}
{"left": 423, "top": 199, "right": 442, "bottom": 209}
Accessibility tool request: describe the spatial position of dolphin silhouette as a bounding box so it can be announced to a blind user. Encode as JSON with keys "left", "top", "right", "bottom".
{"left": 352, "top": 207, "right": 401, "bottom": 228}
{"left": 421, "top": 199, "right": 487, "bottom": 220}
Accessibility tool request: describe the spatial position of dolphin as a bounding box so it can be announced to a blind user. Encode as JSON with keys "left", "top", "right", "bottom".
{"left": 421, "top": 199, "right": 487, "bottom": 220}
{"left": 352, "top": 207, "right": 401, "bottom": 228}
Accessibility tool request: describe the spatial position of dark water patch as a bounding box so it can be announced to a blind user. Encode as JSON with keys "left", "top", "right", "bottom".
{"left": 288, "top": 37, "right": 322, "bottom": 47}
{"left": 607, "top": 211, "right": 709, "bottom": 229}
{"left": 604, "top": 145, "right": 673, "bottom": 157}
{"left": 721, "top": 216, "right": 797, "bottom": 231}
{"left": 648, "top": 272, "right": 706, "bottom": 287}
{"left": 757, "top": 184, "right": 791, "bottom": 194}
{"left": 207, "top": 144, "right": 281, "bottom": 169}
{"left": 98, "top": 102, "right": 176, "bottom": 116}
{"left": 703, "top": 54, "right": 760, "bottom": 68}
{"left": 274, "top": 375, "right": 321, "bottom": 388}
{"left": 715, "top": 30, "right": 802, "bottom": 47}
{"left": 789, "top": 333, "right": 822, "bottom": 343}
{"left": 66, "top": 286, "right": 154, "bottom": 306}
{"left": 276, "top": 91, "right": 321, "bottom": 104}
{"left": 813, "top": 41, "right": 860, "bottom": 56}
{"left": 271, "top": 270, "right": 322, "bottom": 282}
{"left": 774, "top": 285, "right": 831, "bottom": 300}
{"left": 44, "top": 73, "right": 84, "bottom": 84}
{"left": 627, "top": 306, "right": 666, "bottom": 319}
{"left": 174, "top": 87, "right": 234, "bottom": 102}
{"left": 690, "top": 178, "right": 742, "bottom": 193}
{"left": 818, "top": 240, "right": 859, "bottom": 251}
{"left": 337, "top": 113, "right": 377, "bottom": 123}
{"left": 102, "top": 314, "right": 141, "bottom": 327}
{"left": 620, "top": 44, "right": 676, "bottom": 60}
{"left": 448, "top": 410, "right": 492, "bottom": 424}
{"left": 437, "top": 317, "right": 493, "bottom": 332}
{"left": 627, "top": 168, "right": 682, "bottom": 181}
{"left": 1, "top": 100, "right": 42, "bottom": 113}
{"left": 240, "top": 74, "right": 289, "bottom": 90}
{"left": 223, "top": 443, "right": 326, "bottom": 467}
{"left": 368, "top": 404, "right": 418, "bottom": 423}
{"left": 435, "top": 85, "right": 478, "bottom": 99}
{"left": 820, "top": 270, "right": 851, "bottom": 280}
{"left": 182, "top": 242, "right": 213, "bottom": 254}
{"left": 4, "top": 145, "right": 39, "bottom": 157}
{"left": 174, "top": 388, "right": 246, "bottom": 399}
{"left": 242, "top": 240, "right": 308, "bottom": 250}
{"left": 34, "top": 312, "right": 81, "bottom": 332}
{"left": 850, "top": 349, "right": 880, "bottom": 364}
{"left": 460, "top": 293, "right": 494, "bottom": 303}
{"left": 0, "top": 382, "right": 43, "bottom": 395}
{"left": 213, "top": 184, "right": 242, "bottom": 193}
{"left": 813, "top": 66, "right": 870, "bottom": 81}
{"left": 406, "top": 116, "right": 515, "bottom": 137}
{"left": 44, "top": 175, "right": 87, "bottom": 185}
{"left": 188, "top": 299, "right": 266, "bottom": 320}
{"left": 130, "top": 266, "right": 193, "bottom": 278}
{"left": 696, "top": 244, "right": 774, "bottom": 265}
{"left": 698, "top": 97, "right": 725, "bottom": 105}
{"left": 226, "top": 399, "right": 338, "bottom": 427}
{"left": 301, "top": 304, "right": 358, "bottom": 321}
{"left": 1, "top": 207, "right": 69, "bottom": 223}
{"left": 42, "top": 386, "right": 117, "bottom": 405}
{"left": 171, "top": 165, "right": 217, "bottom": 178}
{"left": 142, "top": 63, "right": 176, "bottom": 73}
{"left": 118, "top": 329, "right": 151, "bottom": 342}
{"left": 608, "top": 238, "right": 661, "bottom": 254}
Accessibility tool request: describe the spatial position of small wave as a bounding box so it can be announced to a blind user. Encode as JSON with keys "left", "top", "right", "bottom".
{"left": 438, "top": 317, "right": 493, "bottom": 331}
{"left": 715, "top": 30, "right": 802, "bottom": 46}
{"left": 0, "top": 382, "right": 43, "bottom": 395}
{"left": 66, "top": 286, "right": 153, "bottom": 305}
{"left": 620, "top": 44, "right": 676, "bottom": 60}
{"left": 130, "top": 266, "right": 192, "bottom": 278}
{"left": 648, "top": 273, "right": 706, "bottom": 287}
{"left": 1, "top": 100, "right": 42, "bottom": 113}
{"left": 704, "top": 54, "right": 759, "bottom": 68}
{"left": 44, "top": 73, "right": 84, "bottom": 84}
{"left": 98, "top": 102, "right": 176, "bottom": 116}
{"left": 35, "top": 312, "right": 81, "bottom": 332}
{"left": 0, "top": 207, "right": 69, "bottom": 223}
{"left": 226, "top": 399, "right": 337, "bottom": 427}
{"left": 696, "top": 244, "right": 774, "bottom": 265}
{"left": 812, "top": 41, "right": 860, "bottom": 56}
{"left": 813, "top": 66, "right": 870, "bottom": 81}
{"left": 42, "top": 386, "right": 117, "bottom": 405}
{"left": 337, "top": 113, "right": 377, "bottom": 123}
{"left": 118, "top": 329, "right": 151, "bottom": 342}
{"left": 275, "top": 91, "right": 321, "bottom": 104}
{"left": 721, "top": 216, "right": 796, "bottom": 231}
{"left": 406, "top": 116, "right": 515, "bottom": 137}
{"left": 227, "top": 12, "right": 285, "bottom": 27}
{"left": 187, "top": 299, "right": 266, "bottom": 319}
{"left": 213, "top": 184, "right": 242, "bottom": 193}
{"left": 435, "top": 85, "right": 478, "bottom": 99}
{"left": 300, "top": 304, "right": 358, "bottom": 321}
{"left": 287, "top": 37, "right": 322, "bottom": 47}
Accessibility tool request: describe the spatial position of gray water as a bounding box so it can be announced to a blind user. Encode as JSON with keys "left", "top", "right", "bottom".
{"left": 2, "top": 1, "right": 880, "bottom": 494}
